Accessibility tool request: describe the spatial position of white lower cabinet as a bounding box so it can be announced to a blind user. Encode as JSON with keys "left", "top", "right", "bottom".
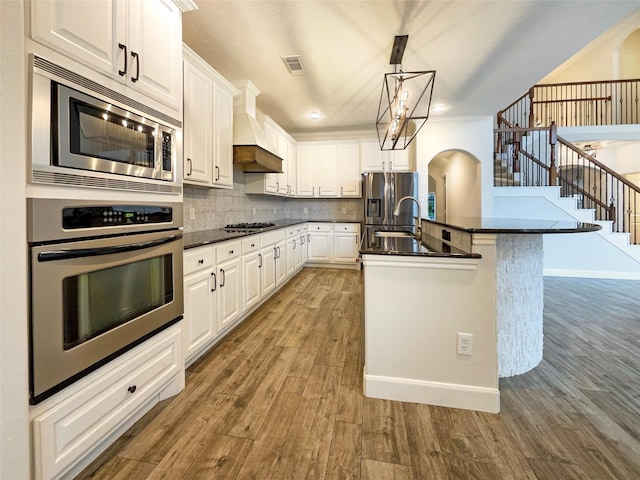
{"left": 275, "top": 238, "right": 287, "bottom": 286}
{"left": 307, "top": 222, "right": 360, "bottom": 267}
{"left": 217, "top": 241, "right": 242, "bottom": 333}
{"left": 31, "top": 324, "right": 184, "bottom": 480}
{"left": 260, "top": 244, "right": 277, "bottom": 298}
{"left": 241, "top": 237, "right": 262, "bottom": 312}
{"left": 183, "top": 247, "right": 217, "bottom": 360}
{"left": 308, "top": 223, "right": 333, "bottom": 262}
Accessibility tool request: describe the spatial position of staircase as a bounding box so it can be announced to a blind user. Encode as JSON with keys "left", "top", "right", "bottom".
{"left": 494, "top": 79, "right": 640, "bottom": 252}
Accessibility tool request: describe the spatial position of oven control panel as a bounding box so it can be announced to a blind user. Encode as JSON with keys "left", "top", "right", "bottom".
{"left": 63, "top": 205, "right": 174, "bottom": 229}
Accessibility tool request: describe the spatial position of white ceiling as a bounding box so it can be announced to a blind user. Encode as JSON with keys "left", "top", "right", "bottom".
{"left": 183, "top": 1, "right": 640, "bottom": 135}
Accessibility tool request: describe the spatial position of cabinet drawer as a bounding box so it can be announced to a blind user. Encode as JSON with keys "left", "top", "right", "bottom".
{"left": 308, "top": 223, "right": 332, "bottom": 232}
{"left": 216, "top": 240, "right": 241, "bottom": 263}
{"left": 242, "top": 236, "right": 260, "bottom": 254}
{"left": 184, "top": 247, "right": 215, "bottom": 276}
{"left": 32, "top": 325, "right": 183, "bottom": 480}
{"left": 334, "top": 223, "right": 360, "bottom": 233}
{"left": 261, "top": 229, "right": 286, "bottom": 246}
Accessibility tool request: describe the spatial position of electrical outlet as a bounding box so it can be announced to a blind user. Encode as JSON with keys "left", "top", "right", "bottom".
{"left": 342, "top": 207, "right": 347, "bottom": 214}
{"left": 189, "top": 208, "right": 196, "bottom": 220}
{"left": 457, "top": 333, "right": 473, "bottom": 356}
{"left": 274, "top": 207, "right": 277, "bottom": 214}
{"left": 553, "top": 251, "right": 560, "bottom": 260}
{"left": 303, "top": 207, "right": 308, "bottom": 214}
{"left": 252, "top": 207, "right": 256, "bottom": 216}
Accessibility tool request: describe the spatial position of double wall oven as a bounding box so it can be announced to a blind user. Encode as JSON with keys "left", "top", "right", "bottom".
{"left": 28, "top": 199, "right": 183, "bottom": 404}
{"left": 27, "top": 55, "right": 185, "bottom": 404}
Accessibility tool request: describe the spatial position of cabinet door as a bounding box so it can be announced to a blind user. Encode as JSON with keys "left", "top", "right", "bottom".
{"left": 389, "top": 149, "right": 411, "bottom": 171}
{"left": 285, "top": 238, "right": 296, "bottom": 278}
{"left": 260, "top": 247, "right": 277, "bottom": 297}
{"left": 308, "top": 232, "right": 333, "bottom": 262}
{"left": 360, "top": 140, "right": 385, "bottom": 172}
{"left": 275, "top": 241, "right": 287, "bottom": 286}
{"left": 265, "top": 173, "right": 279, "bottom": 193}
{"left": 217, "top": 258, "right": 241, "bottom": 332}
{"left": 296, "top": 146, "right": 316, "bottom": 197}
{"left": 317, "top": 145, "right": 338, "bottom": 197}
{"left": 212, "top": 85, "right": 234, "bottom": 188}
{"left": 287, "top": 141, "right": 297, "bottom": 196}
{"left": 277, "top": 135, "right": 289, "bottom": 195}
{"left": 183, "top": 270, "right": 216, "bottom": 360}
{"left": 183, "top": 60, "right": 213, "bottom": 185}
{"left": 127, "top": 0, "right": 182, "bottom": 110}
{"left": 338, "top": 143, "right": 361, "bottom": 197}
{"left": 334, "top": 233, "right": 359, "bottom": 263}
{"left": 294, "top": 237, "right": 303, "bottom": 270}
{"left": 300, "top": 234, "right": 309, "bottom": 264}
{"left": 31, "top": 0, "right": 126, "bottom": 80}
{"left": 242, "top": 254, "right": 261, "bottom": 312}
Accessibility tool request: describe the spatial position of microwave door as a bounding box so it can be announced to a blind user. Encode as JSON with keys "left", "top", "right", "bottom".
{"left": 57, "top": 84, "right": 159, "bottom": 179}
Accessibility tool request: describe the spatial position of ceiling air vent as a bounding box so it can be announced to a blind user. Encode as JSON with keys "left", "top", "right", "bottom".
{"left": 282, "top": 55, "right": 306, "bottom": 75}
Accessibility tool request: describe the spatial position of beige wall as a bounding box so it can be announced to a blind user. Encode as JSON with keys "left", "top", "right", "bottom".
{"left": 541, "top": 10, "right": 640, "bottom": 83}
{"left": 1, "top": 1, "right": 30, "bottom": 479}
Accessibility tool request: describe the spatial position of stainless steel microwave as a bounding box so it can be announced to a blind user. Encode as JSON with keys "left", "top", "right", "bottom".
{"left": 30, "top": 55, "right": 182, "bottom": 194}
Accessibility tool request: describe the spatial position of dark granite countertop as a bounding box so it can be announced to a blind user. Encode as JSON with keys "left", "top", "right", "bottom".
{"left": 426, "top": 217, "right": 602, "bottom": 234}
{"left": 183, "top": 218, "right": 362, "bottom": 250}
{"left": 359, "top": 227, "right": 481, "bottom": 258}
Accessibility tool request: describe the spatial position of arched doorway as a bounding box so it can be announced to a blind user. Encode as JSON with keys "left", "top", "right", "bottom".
{"left": 427, "top": 150, "right": 481, "bottom": 221}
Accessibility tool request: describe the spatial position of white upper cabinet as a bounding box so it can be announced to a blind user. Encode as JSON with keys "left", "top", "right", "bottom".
{"left": 31, "top": 0, "right": 190, "bottom": 115}
{"left": 296, "top": 141, "right": 360, "bottom": 198}
{"left": 337, "top": 142, "right": 361, "bottom": 197}
{"left": 183, "top": 45, "right": 239, "bottom": 188}
{"left": 360, "top": 139, "right": 414, "bottom": 172}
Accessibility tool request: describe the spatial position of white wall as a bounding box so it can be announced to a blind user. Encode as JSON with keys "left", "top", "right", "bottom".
{"left": 493, "top": 188, "right": 640, "bottom": 279}
{"left": 416, "top": 116, "right": 494, "bottom": 218}
{"left": 0, "top": 1, "right": 30, "bottom": 478}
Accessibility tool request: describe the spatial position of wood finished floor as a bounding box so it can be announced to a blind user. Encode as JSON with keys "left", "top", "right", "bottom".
{"left": 78, "top": 270, "right": 640, "bottom": 480}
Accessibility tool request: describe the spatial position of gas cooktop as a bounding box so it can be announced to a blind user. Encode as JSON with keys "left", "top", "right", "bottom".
{"left": 224, "top": 222, "right": 277, "bottom": 230}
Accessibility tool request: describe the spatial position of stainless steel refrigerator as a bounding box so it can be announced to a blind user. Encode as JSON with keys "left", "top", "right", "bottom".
{"left": 363, "top": 172, "right": 419, "bottom": 228}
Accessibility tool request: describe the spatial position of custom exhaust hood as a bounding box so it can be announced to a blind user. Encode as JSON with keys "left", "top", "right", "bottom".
{"left": 232, "top": 80, "right": 283, "bottom": 173}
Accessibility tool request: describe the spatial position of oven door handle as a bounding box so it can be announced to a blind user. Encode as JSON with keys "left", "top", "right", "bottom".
{"left": 37, "top": 234, "right": 182, "bottom": 262}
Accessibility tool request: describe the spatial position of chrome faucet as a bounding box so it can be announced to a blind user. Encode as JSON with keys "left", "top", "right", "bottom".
{"left": 393, "top": 196, "right": 422, "bottom": 239}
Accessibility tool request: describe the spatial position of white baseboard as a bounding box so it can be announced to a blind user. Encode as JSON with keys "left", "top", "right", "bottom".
{"left": 364, "top": 371, "right": 500, "bottom": 413}
{"left": 543, "top": 268, "right": 640, "bottom": 280}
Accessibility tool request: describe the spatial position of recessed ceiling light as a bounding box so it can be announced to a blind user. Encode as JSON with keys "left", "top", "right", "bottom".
{"left": 309, "top": 111, "right": 321, "bottom": 120}
{"left": 431, "top": 104, "right": 448, "bottom": 113}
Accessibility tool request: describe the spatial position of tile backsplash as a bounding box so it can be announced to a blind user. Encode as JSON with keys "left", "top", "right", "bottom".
{"left": 183, "top": 169, "right": 362, "bottom": 232}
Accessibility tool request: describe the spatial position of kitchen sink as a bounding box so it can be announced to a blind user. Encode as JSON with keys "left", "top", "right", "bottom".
{"left": 374, "top": 230, "right": 415, "bottom": 238}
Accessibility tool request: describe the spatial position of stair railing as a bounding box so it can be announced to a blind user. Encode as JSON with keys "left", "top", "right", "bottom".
{"left": 494, "top": 123, "right": 639, "bottom": 245}
{"left": 497, "top": 79, "right": 640, "bottom": 128}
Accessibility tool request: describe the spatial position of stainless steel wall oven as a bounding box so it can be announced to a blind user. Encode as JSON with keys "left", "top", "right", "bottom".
{"left": 28, "top": 199, "right": 183, "bottom": 404}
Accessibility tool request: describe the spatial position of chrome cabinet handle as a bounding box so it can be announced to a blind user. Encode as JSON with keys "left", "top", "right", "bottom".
{"left": 341, "top": 186, "right": 344, "bottom": 195}
{"left": 312, "top": 186, "right": 315, "bottom": 196}
{"left": 215, "top": 165, "right": 220, "bottom": 181}
{"left": 220, "top": 269, "right": 226, "bottom": 287}
{"left": 258, "top": 253, "right": 262, "bottom": 268}
{"left": 319, "top": 186, "right": 321, "bottom": 195}
{"left": 211, "top": 272, "right": 216, "bottom": 292}
{"left": 276, "top": 181, "right": 279, "bottom": 191}
{"left": 118, "top": 43, "right": 127, "bottom": 76}
{"left": 293, "top": 239, "right": 296, "bottom": 249}
{"left": 187, "top": 158, "right": 192, "bottom": 176}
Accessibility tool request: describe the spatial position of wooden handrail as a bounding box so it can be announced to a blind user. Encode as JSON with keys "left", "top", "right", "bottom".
{"left": 557, "top": 136, "right": 640, "bottom": 192}
{"left": 536, "top": 78, "right": 640, "bottom": 88}
{"left": 532, "top": 96, "right": 611, "bottom": 104}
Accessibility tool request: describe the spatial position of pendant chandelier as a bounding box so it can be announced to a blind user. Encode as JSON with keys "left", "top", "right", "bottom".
{"left": 376, "top": 35, "right": 436, "bottom": 151}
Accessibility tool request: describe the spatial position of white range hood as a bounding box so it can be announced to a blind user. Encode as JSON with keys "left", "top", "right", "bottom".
{"left": 232, "top": 80, "right": 283, "bottom": 173}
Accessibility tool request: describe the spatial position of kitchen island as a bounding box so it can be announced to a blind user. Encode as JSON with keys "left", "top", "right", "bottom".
{"left": 360, "top": 217, "right": 601, "bottom": 413}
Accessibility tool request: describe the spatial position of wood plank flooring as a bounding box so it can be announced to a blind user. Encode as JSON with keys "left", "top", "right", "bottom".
{"left": 78, "top": 270, "right": 640, "bottom": 480}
